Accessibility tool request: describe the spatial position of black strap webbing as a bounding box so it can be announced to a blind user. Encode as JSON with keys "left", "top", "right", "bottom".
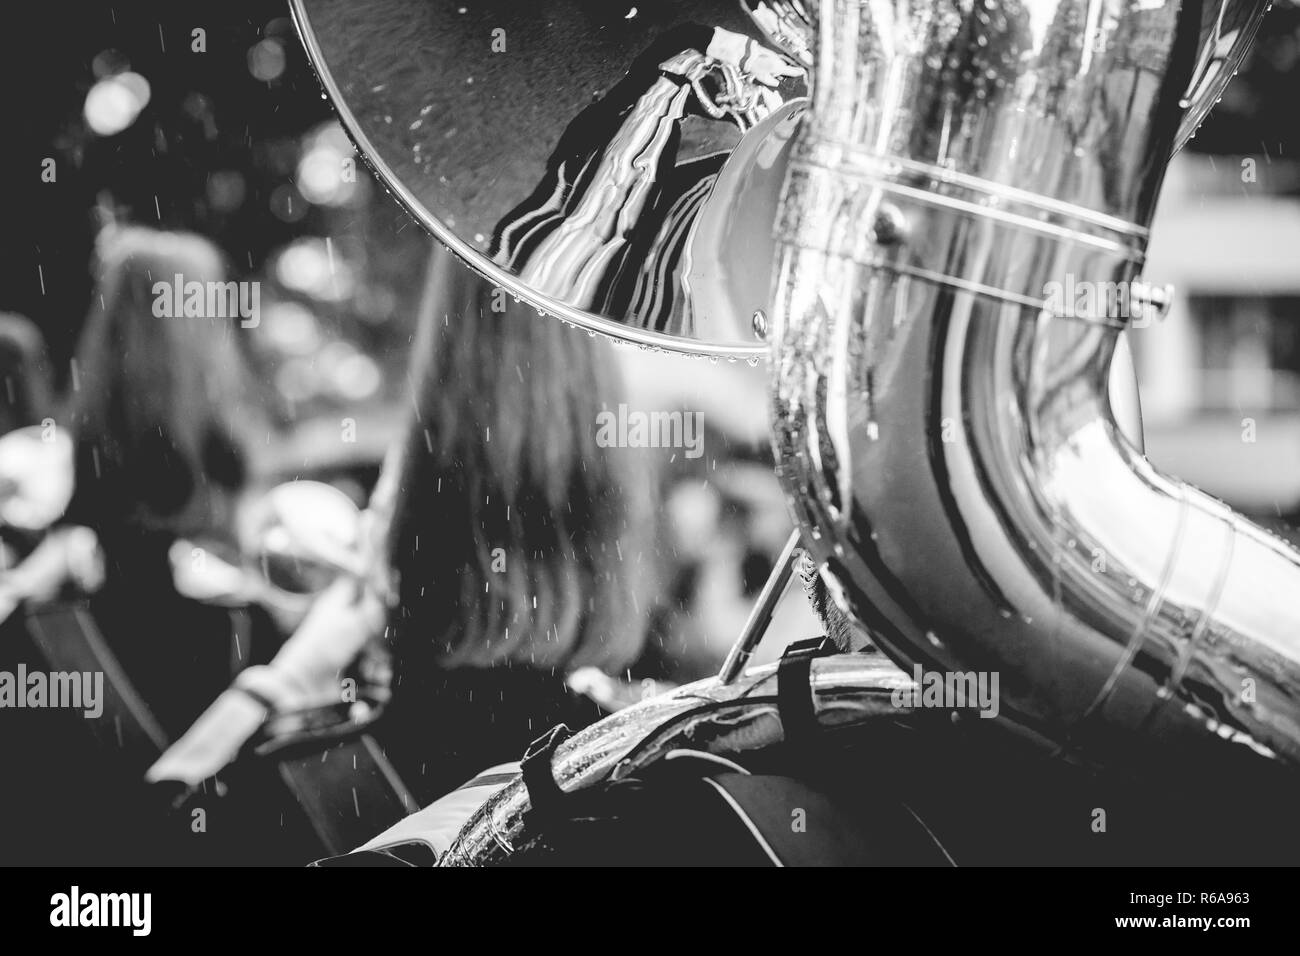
{"left": 777, "top": 637, "right": 834, "bottom": 746}
{"left": 520, "top": 723, "right": 573, "bottom": 814}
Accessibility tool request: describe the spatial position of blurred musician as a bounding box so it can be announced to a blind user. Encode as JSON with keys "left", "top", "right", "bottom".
{"left": 375, "top": 245, "right": 659, "bottom": 805}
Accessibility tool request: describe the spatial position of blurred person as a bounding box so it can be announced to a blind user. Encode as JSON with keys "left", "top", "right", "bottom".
{"left": 375, "top": 246, "right": 659, "bottom": 806}
{"left": 615, "top": 349, "right": 820, "bottom": 682}
{"left": 62, "top": 225, "right": 262, "bottom": 738}
{"left": 0, "top": 312, "right": 55, "bottom": 436}
{"left": 0, "top": 313, "right": 121, "bottom": 865}
{"left": 139, "top": 472, "right": 397, "bottom": 865}
{"left": 0, "top": 312, "right": 101, "bottom": 619}
{"left": 147, "top": 479, "right": 391, "bottom": 787}
{"left": 147, "top": 242, "right": 661, "bottom": 840}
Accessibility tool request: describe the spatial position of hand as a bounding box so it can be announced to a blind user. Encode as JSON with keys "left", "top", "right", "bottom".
{"left": 145, "top": 577, "right": 386, "bottom": 786}
{"left": 263, "top": 576, "right": 387, "bottom": 708}
{"left": 145, "top": 688, "right": 268, "bottom": 785}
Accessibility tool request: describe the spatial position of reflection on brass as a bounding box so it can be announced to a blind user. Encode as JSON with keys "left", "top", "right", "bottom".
{"left": 439, "top": 653, "right": 920, "bottom": 866}
{"left": 292, "top": 0, "right": 1295, "bottom": 864}
{"left": 739, "top": 0, "right": 812, "bottom": 68}
{"left": 742, "top": 0, "right": 1269, "bottom": 155}
{"left": 291, "top": 0, "right": 806, "bottom": 354}
{"left": 771, "top": 0, "right": 1297, "bottom": 769}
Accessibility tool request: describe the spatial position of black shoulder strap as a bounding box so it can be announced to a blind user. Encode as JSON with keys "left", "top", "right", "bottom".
{"left": 777, "top": 637, "right": 835, "bottom": 747}
{"left": 520, "top": 723, "right": 573, "bottom": 815}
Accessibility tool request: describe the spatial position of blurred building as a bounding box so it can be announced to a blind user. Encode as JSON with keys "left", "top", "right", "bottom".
{"left": 1138, "top": 152, "right": 1300, "bottom": 520}
{"left": 1112, "top": 1, "right": 1300, "bottom": 526}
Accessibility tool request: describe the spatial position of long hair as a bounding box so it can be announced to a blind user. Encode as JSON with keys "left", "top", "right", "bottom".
{"left": 387, "top": 246, "right": 657, "bottom": 674}
{"left": 0, "top": 313, "right": 54, "bottom": 435}
{"left": 64, "top": 227, "right": 254, "bottom": 540}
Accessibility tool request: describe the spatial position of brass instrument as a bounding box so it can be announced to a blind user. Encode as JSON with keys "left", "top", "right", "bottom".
{"left": 290, "top": 0, "right": 1289, "bottom": 863}
{"left": 769, "top": 0, "right": 1299, "bottom": 770}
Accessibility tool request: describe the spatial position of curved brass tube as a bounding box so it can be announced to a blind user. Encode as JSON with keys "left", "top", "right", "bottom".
{"left": 771, "top": 0, "right": 1300, "bottom": 768}
{"left": 438, "top": 652, "right": 919, "bottom": 865}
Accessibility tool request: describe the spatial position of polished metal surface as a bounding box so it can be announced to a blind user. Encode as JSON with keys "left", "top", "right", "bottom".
{"left": 285, "top": 0, "right": 1252, "bottom": 363}
{"left": 771, "top": 0, "right": 1300, "bottom": 769}
{"left": 438, "top": 651, "right": 917, "bottom": 866}
{"left": 718, "top": 527, "right": 802, "bottom": 682}
{"left": 289, "top": 0, "right": 806, "bottom": 356}
{"left": 694, "top": 87, "right": 1148, "bottom": 449}
{"left": 740, "top": 0, "right": 1271, "bottom": 154}
{"left": 740, "top": 0, "right": 813, "bottom": 67}
{"left": 1176, "top": 0, "right": 1272, "bottom": 151}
